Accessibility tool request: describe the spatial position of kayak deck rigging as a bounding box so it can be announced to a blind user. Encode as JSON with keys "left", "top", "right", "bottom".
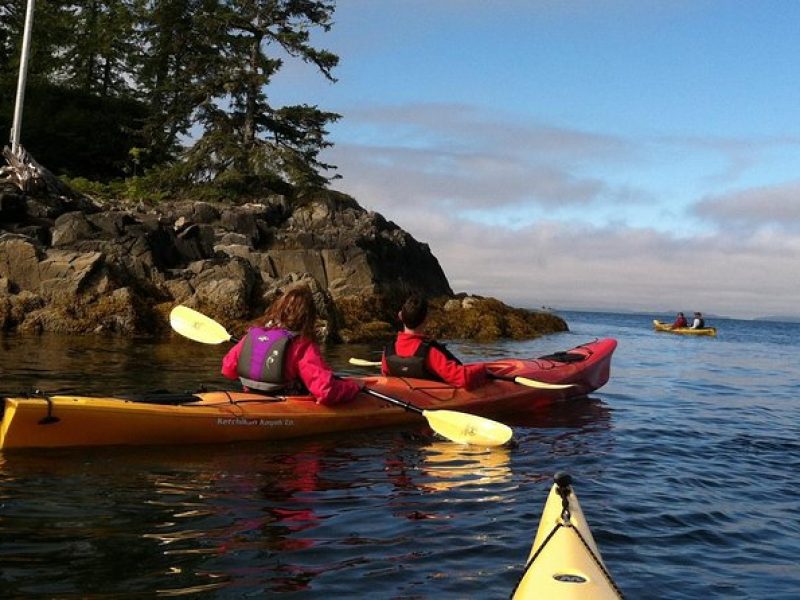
{"left": 511, "top": 473, "right": 624, "bottom": 599}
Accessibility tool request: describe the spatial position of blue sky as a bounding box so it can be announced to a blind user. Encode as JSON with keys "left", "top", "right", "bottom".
{"left": 270, "top": 1, "right": 800, "bottom": 319}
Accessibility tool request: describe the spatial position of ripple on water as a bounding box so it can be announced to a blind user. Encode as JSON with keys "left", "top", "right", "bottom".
{"left": 2, "top": 317, "right": 800, "bottom": 598}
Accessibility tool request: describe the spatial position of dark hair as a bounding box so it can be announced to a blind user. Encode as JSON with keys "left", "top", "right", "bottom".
{"left": 400, "top": 294, "right": 428, "bottom": 329}
{"left": 261, "top": 285, "right": 317, "bottom": 339}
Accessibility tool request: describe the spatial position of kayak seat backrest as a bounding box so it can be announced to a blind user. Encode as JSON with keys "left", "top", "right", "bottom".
{"left": 122, "top": 392, "right": 204, "bottom": 405}
{"left": 120, "top": 390, "right": 288, "bottom": 405}
{"left": 537, "top": 351, "right": 586, "bottom": 363}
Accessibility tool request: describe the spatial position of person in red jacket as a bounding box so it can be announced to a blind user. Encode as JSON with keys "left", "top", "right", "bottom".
{"left": 221, "top": 285, "right": 361, "bottom": 406}
{"left": 671, "top": 312, "right": 688, "bottom": 328}
{"left": 381, "top": 294, "right": 487, "bottom": 390}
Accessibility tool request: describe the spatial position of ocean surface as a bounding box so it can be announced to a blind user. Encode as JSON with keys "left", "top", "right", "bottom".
{"left": 1, "top": 311, "right": 799, "bottom": 599}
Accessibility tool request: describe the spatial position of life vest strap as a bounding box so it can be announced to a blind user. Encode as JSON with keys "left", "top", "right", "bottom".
{"left": 238, "top": 377, "right": 286, "bottom": 392}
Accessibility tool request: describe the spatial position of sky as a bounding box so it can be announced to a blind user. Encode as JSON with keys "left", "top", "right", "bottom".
{"left": 269, "top": 0, "right": 800, "bottom": 319}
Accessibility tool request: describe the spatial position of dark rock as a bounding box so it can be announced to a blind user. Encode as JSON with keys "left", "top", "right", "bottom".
{"left": 52, "top": 211, "right": 95, "bottom": 246}
{"left": 0, "top": 187, "right": 568, "bottom": 340}
{"left": 0, "top": 190, "right": 26, "bottom": 222}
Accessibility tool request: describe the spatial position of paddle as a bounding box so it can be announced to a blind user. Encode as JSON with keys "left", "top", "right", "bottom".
{"left": 170, "top": 305, "right": 239, "bottom": 344}
{"left": 348, "top": 357, "right": 575, "bottom": 390}
{"left": 168, "top": 305, "right": 514, "bottom": 447}
{"left": 363, "top": 388, "right": 513, "bottom": 446}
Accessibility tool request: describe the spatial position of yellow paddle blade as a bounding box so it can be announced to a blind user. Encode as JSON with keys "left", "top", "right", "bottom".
{"left": 169, "top": 305, "right": 232, "bottom": 344}
{"left": 422, "top": 409, "right": 514, "bottom": 447}
{"left": 514, "top": 376, "right": 575, "bottom": 390}
{"left": 349, "top": 357, "right": 382, "bottom": 367}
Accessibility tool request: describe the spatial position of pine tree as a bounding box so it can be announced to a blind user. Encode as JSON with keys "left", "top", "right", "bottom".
{"left": 177, "top": 0, "right": 342, "bottom": 193}
{"left": 57, "top": 0, "right": 138, "bottom": 97}
{"left": 1, "top": 0, "right": 343, "bottom": 193}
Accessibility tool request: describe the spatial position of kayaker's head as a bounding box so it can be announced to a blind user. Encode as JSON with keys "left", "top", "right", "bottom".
{"left": 399, "top": 294, "right": 428, "bottom": 332}
{"left": 262, "top": 285, "right": 318, "bottom": 339}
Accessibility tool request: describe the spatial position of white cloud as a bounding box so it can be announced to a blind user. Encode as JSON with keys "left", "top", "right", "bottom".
{"left": 322, "top": 103, "right": 800, "bottom": 319}
{"left": 327, "top": 103, "right": 649, "bottom": 214}
{"left": 331, "top": 142, "right": 608, "bottom": 210}
{"left": 417, "top": 216, "right": 800, "bottom": 319}
{"left": 334, "top": 163, "right": 800, "bottom": 318}
{"left": 694, "top": 182, "right": 800, "bottom": 230}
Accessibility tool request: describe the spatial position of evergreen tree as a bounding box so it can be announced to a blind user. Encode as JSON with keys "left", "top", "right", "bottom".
{"left": 133, "top": 0, "right": 218, "bottom": 165}
{"left": 57, "top": 0, "right": 138, "bottom": 97}
{"left": 1, "top": 0, "right": 343, "bottom": 193}
{"left": 1, "top": 0, "right": 151, "bottom": 179}
{"left": 177, "top": 0, "right": 342, "bottom": 192}
{"left": 0, "top": 0, "right": 76, "bottom": 84}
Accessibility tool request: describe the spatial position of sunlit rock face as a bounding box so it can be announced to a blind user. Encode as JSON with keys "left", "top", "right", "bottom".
{"left": 0, "top": 184, "right": 566, "bottom": 341}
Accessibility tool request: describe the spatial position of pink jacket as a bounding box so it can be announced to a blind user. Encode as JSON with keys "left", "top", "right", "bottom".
{"left": 221, "top": 334, "right": 361, "bottom": 406}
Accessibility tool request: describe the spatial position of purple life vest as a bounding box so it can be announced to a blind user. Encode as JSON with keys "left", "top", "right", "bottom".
{"left": 236, "top": 327, "right": 295, "bottom": 391}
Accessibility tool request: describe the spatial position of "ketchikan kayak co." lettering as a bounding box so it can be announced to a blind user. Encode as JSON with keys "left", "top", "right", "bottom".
{"left": 217, "top": 417, "right": 294, "bottom": 427}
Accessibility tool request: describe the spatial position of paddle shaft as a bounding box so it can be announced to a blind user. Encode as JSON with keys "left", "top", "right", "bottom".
{"left": 362, "top": 387, "right": 423, "bottom": 415}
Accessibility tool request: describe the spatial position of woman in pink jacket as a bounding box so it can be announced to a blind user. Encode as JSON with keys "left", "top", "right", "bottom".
{"left": 221, "top": 286, "right": 361, "bottom": 406}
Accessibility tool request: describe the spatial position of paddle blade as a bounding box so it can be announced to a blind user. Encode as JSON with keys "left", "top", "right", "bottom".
{"left": 422, "top": 409, "right": 513, "bottom": 447}
{"left": 169, "top": 305, "right": 232, "bottom": 344}
{"left": 349, "top": 358, "right": 382, "bottom": 367}
{"left": 514, "top": 376, "right": 575, "bottom": 390}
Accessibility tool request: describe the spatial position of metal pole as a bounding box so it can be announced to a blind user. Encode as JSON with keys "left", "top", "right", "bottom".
{"left": 10, "top": 0, "right": 36, "bottom": 154}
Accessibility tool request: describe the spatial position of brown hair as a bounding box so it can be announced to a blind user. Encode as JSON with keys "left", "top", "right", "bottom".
{"left": 400, "top": 294, "right": 428, "bottom": 329}
{"left": 260, "top": 286, "right": 317, "bottom": 339}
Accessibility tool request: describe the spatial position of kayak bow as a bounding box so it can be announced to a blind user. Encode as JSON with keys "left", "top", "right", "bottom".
{"left": 511, "top": 473, "right": 623, "bottom": 599}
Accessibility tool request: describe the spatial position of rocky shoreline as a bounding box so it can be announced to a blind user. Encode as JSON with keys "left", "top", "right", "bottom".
{"left": 0, "top": 182, "right": 568, "bottom": 342}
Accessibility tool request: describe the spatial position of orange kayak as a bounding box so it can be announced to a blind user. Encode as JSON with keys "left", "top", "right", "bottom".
{"left": 1, "top": 339, "right": 616, "bottom": 449}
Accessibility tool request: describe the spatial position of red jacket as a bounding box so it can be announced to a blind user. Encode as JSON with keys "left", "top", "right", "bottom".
{"left": 380, "top": 331, "right": 487, "bottom": 390}
{"left": 221, "top": 334, "right": 361, "bottom": 406}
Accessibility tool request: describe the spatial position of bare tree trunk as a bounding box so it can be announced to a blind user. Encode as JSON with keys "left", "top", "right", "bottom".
{"left": 1, "top": 144, "right": 76, "bottom": 197}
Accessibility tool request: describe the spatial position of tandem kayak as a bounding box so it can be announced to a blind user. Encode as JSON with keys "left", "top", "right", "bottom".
{"left": 511, "top": 473, "right": 623, "bottom": 599}
{"left": 0, "top": 338, "right": 616, "bottom": 450}
{"left": 653, "top": 319, "right": 717, "bottom": 336}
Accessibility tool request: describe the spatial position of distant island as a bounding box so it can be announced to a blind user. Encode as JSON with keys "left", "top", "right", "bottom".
{"left": 547, "top": 307, "right": 800, "bottom": 323}
{"left": 755, "top": 315, "right": 800, "bottom": 323}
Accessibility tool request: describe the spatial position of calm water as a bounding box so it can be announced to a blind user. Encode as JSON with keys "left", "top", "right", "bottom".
{"left": 1, "top": 312, "right": 799, "bottom": 599}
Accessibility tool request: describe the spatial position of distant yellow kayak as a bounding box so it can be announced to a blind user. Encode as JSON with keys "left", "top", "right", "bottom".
{"left": 511, "top": 474, "right": 623, "bottom": 599}
{"left": 653, "top": 319, "right": 717, "bottom": 336}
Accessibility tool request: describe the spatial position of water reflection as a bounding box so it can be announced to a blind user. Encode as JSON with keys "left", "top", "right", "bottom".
{"left": 419, "top": 442, "right": 511, "bottom": 492}
{"left": 504, "top": 396, "right": 612, "bottom": 429}
{"left": 0, "top": 333, "right": 617, "bottom": 597}
{"left": 0, "top": 333, "right": 225, "bottom": 395}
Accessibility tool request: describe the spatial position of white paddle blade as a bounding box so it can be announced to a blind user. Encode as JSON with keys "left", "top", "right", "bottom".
{"left": 349, "top": 358, "right": 382, "bottom": 367}
{"left": 423, "top": 409, "right": 514, "bottom": 447}
{"left": 169, "top": 305, "right": 232, "bottom": 344}
{"left": 514, "top": 376, "right": 575, "bottom": 390}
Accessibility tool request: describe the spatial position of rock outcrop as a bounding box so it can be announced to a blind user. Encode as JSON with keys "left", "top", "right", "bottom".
{"left": 0, "top": 183, "right": 567, "bottom": 341}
